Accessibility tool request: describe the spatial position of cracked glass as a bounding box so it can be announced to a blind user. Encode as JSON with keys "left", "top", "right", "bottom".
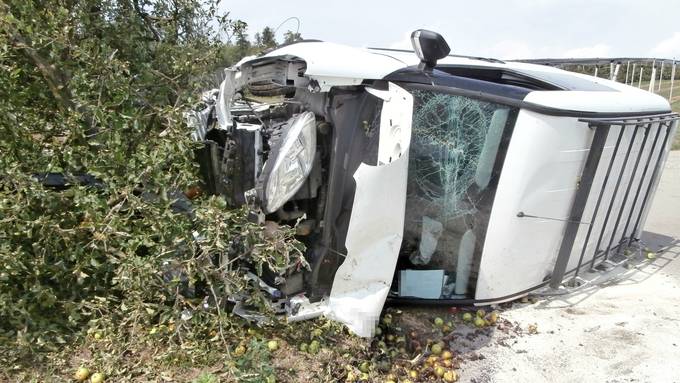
{"left": 397, "top": 89, "right": 517, "bottom": 299}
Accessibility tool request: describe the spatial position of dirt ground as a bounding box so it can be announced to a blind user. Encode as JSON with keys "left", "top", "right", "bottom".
{"left": 456, "top": 150, "right": 680, "bottom": 383}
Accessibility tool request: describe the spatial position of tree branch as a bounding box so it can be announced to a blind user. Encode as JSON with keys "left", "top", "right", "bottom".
{"left": 8, "top": 32, "right": 75, "bottom": 112}
{"left": 132, "top": 0, "right": 162, "bottom": 41}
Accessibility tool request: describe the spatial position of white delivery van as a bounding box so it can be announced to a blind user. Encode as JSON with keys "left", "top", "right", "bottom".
{"left": 189, "top": 30, "right": 678, "bottom": 336}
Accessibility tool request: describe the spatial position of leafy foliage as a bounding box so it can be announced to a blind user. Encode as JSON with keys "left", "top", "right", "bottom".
{"left": 254, "top": 26, "right": 277, "bottom": 50}
{"left": 0, "top": 0, "right": 305, "bottom": 369}
{"left": 283, "top": 30, "right": 302, "bottom": 45}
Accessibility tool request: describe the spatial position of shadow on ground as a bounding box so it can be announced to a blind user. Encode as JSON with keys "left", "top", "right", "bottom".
{"left": 529, "top": 231, "right": 679, "bottom": 309}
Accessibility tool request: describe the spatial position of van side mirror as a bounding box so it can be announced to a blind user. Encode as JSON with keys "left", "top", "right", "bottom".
{"left": 410, "top": 29, "right": 451, "bottom": 71}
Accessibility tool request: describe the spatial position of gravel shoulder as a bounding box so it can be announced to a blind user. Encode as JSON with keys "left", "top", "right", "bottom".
{"left": 459, "top": 151, "right": 680, "bottom": 383}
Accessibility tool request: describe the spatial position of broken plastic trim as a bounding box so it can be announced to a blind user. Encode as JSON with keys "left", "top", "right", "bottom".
{"left": 324, "top": 83, "right": 413, "bottom": 337}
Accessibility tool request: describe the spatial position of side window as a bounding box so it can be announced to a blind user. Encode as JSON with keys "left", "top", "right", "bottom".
{"left": 397, "top": 90, "right": 516, "bottom": 299}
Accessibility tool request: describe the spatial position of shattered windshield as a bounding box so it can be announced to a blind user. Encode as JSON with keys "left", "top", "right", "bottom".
{"left": 397, "top": 89, "right": 517, "bottom": 299}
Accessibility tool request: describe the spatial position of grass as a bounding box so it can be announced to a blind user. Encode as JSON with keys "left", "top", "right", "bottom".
{"left": 666, "top": 95, "right": 679, "bottom": 150}
{"left": 194, "top": 373, "right": 220, "bottom": 383}
{"left": 666, "top": 87, "right": 680, "bottom": 150}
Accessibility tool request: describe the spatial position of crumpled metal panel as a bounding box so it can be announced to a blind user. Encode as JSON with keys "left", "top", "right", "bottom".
{"left": 325, "top": 83, "right": 413, "bottom": 337}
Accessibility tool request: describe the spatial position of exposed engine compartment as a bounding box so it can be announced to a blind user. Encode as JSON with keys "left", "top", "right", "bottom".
{"left": 190, "top": 57, "right": 345, "bottom": 300}
{"left": 187, "top": 52, "right": 415, "bottom": 337}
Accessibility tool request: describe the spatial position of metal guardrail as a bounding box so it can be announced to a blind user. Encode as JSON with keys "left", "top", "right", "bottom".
{"left": 549, "top": 113, "right": 679, "bottom": 289}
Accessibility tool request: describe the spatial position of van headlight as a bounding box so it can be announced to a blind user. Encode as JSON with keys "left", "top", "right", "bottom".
{"left": 259, "top": 111, "right": 317, "bottom": 213}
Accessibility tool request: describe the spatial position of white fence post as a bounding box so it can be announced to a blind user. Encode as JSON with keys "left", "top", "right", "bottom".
{"left": 649, "top": 66, "right": 657, "bottom": 92}
{"left": 658, "top": 61, "right": 664, "bottom": 91}
{"left": 612, "top": 63, "right": 620, "bottom": 81}
{"left": 625, "top": 61, "right": 630, "bottom": 84}
{"left": 670, "top": 60, "right": 676, "bottom": 102}
{"left": 631, "top": 63, "right": 637, "bottom": 85}
{"left": 594, "top": 66, "right": 598, "bottom": 77}
{"left": 638, "top": 67, "right": 644, "bottom": 88}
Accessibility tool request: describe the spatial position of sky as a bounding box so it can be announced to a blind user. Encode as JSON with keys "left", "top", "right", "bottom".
{"left": 220, "top": 0, "right": 680, "bottom": 60}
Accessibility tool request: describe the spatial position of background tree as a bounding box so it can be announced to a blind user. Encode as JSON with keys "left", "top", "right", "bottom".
{"left": 231, "top": 19, "right": 251, "bottom": 58}
{"left": 283, "top": 30, "right": 303, "bottom": 44}
{"left": 260, "top": 26, "right": 277, "bottom": 48}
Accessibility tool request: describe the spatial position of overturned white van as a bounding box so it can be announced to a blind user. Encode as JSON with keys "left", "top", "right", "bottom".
{"left": 189, "top": 30, "right": 679, "bottom": 336}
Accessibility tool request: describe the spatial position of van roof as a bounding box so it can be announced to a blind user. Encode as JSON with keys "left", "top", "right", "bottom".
{"left": 246, "top": 41, "right": 670, "bottom": 115}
